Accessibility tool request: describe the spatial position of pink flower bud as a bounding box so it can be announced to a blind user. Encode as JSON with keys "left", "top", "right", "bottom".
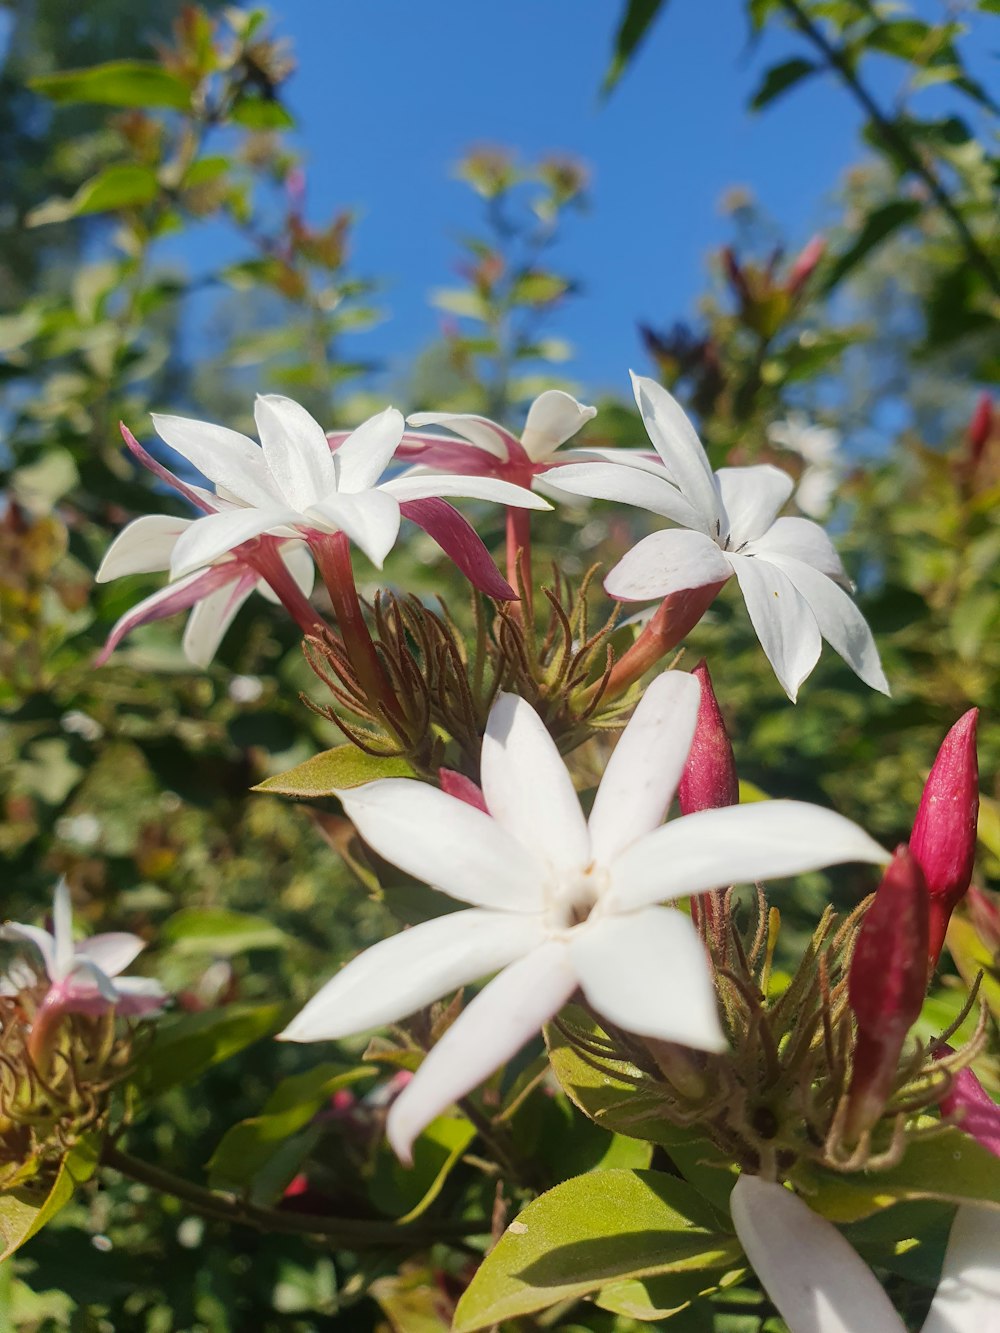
{"left": 438, "top": 768, "right": 488, "bottom": 813}
{"left": 786, "top": 235, "right": 826, "bottom": 298}
{"left": 845, "top": 846, "right": 929, "bottom": 1139}
{"left": 937, "top": 1057, "right": 1000, "bottom": 1160}
{"left": 678, "top": 661, "right": 739, "bottom": 814}
{"left": 909, "top": 709, "right": 979, "bottom": 965}
{"left": 968, "top": 393, "right": 993, "bottom": 467}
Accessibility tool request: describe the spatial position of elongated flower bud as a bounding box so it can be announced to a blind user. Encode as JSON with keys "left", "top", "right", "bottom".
{"left": 845, "top": 846, "right": 929, "bottom": 1139}
{"left": 936, "top": 1055, "right": 1000, "bottom": 1160}
{"left": 678, "top": 661, "right": 739, "bottom": 814}
{"left": 909, "top": 709, "right": 979, "bottom": 965}
{"left": 785, "top": 235, "right": 825, "bottom": 299}
{"left": 967, "top": 393, "right": 993, "bottom": 468}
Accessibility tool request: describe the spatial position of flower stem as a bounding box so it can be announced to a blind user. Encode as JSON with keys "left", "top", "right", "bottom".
{"left": 311, "top": 532, "right": 405, "bottom": 728}
{"left": 248, "top": 541, "right": 330, "bottom": 641}
{"left": 505, "top": 508, "right": 533, "bottom": 621}
{"left": 100, "top": 1144, "right": 486, "bottom": 1246}
{"left": 597, "top": 580, "right": 728, "bottom": 703}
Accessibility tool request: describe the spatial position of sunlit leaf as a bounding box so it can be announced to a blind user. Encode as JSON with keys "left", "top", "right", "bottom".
{"left": 30, "top": 61, "right": 192, "bottom": 110}
{"left": 253, "top": 746, "right": 415, "bottom": 798}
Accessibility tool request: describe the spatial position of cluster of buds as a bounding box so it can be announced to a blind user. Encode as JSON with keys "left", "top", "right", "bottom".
{"left": 721, "top": 236, "right": 826, "bottom": 339}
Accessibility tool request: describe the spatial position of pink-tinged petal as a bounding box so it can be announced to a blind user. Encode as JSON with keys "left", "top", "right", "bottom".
{"left": 0, "top": 923, "right": 57, "bottom": 978}
{"left": 254, "top": 394, "right": 339, "bottom": 511}
{"left": 170, "top": 507, "right": 301, "bottom": 579}
{"left": 438, "top": 768, "right": 488, "bottom": 811}
{"left": 939, "top": 1064, "right": 1000, "bottom": 1159}
{"left": 481, "top": 693, "right": 590, "bottom": 874}
{"left": 305, "top": 489, "right": 401, "bottom": 569}
{"left": 380, "top": 473, "right": 549, "bottom": 510}
{"left": 399, "top": 497, "right": 515, "bottom": 600}
{"left": 749, "top": 516, "right": 848, "bottom": 584}
{"left": 520, "top": 390, "right": 597, "bottom": 462}
{"left": 588, "top": 672, "right": 701, "bottom": 864}
{"left": 386, "top": 941, "right": 577, "bottom": 1163}
{"left": 120, "top": 424, "right": 216, "bottom": 514}
{"left": 150, "top": 413, "right": 279, "bottom": 509}
{"left": 608, "top": 800, "right": 888, "bottom": 912}
{"left": 75, "top": 932, "right": 145, "bottom": 977}
{"left": 728, "top": 553, "right": 822, "bottom": 702}
{"left": 333, "top": 406, "right": 404, "bottom": 493}
{"left": 95, "top": 564, "right": 238, "bottom": 664}
{"left": 338, "top": 779, "right": 546, "bottom": 912}
{"left": 52, "top": 878, "right": 75, "bottom": 977}
{"left": 394, "top": 434, "right": 507, "bottom": 475}
{"left": 604, "top": 529, "right": 734, "bottom": 602}
{"left": 111, "top": 976, "right": 168, "bottom": 1016}
{"left": 96, "top": 515, "right": 192, "bottom": 583}
{"left": 404, "top": 410, "right": 515, "bottom": 462}
{"left": 716, "top": 465, "right": 794, "bottom": 546}
{"left": 922, "top": 1205, "right": 1000, "bottom": 1333}
{"left": 730, "top": 1175, "right": 906, "bottom": 1333}
{"left": 182, "top": 573, "right": 256, "bottom": 667}
{"left": 60, "top": 956, "right": 119, "bottom": 1004}
{"left": 541, "top": 461, "right": 705, "bottom": 530}
{"left": 631, "top": 372, "right": 721, "bottom": 534}
{"left": 765, "top": 555, "right": 889, "bottom": 695}
{"left": 571, "top": 907, "right": 726, "bottom": 1050}
{"left": 279, "top": 909, "right": 544, "bottom": 1042}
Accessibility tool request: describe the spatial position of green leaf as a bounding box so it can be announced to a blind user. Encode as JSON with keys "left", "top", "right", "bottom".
{"left": 596, "top": 1268, "right": 743, "bottom": 1323}
{"left": 430, "top": 287, "right": 489, "bottom": 320}
{"left": 131, "top": 1002, "right": 289, "bottom": 1099}
{"left": 795, "top": 1126, "right": 1000, "bottom": 1222}
{"left": 30, "top": 61, "right": 192, "bottom": 110}
{"left": 822, "top": 199, "right": 922, "bottom": 292}
{"left": 369, "top": 1113, "right": 476, "bottom": 1223}
{"left": 750, "top": 58, "right": 818, "bottom": 110}
{"left": 604, "top": 0, "right": 671, "bottom": 93}
{"left": 254, "top": 745, "right": 415, "bottom": 798}
{"left": 162, "top": 907, "right": 290, "bottom": 956}
{"left": 510, "top": 272, "right": 570, "bottom": 306}
{"left": 27, "top": 165, "right": 160, "bottom": 226}
{"left": 453, "top": 1169, "right": 740, "bottom": 1331}
{"left": 208, "top": 1064, "right": 373, "bottom": 1200}
{"left": 229, "top": 95, "right": 295, "bottom": 130}
{"left": 0, "top": 1135, "right": 99, "bottom": 1262}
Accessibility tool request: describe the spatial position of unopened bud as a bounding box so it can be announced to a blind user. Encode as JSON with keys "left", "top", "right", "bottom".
{"left": 936, "top": 1057, "right": 1000, "bottom": 1160}
{"left": 438, "top": 768, "right": 487, "bottom": 813}
{"left": 967, "top": 393, "right": 994, "bottom": 468}
{"left": 845, "top": 846, "right": 929, "bottom": 1139}
{"left": 786, "top": 235, "right": 825, "bottom": 298}
{"left": 678, "top": 661, "right": 739, "bottom": 814}
{"left": 910, "top": 709, "right": 979, "bottom": 966}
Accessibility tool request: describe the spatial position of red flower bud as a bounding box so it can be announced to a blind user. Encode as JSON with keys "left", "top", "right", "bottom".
{"left": 438, "top": 768, "right": 488, "bottom": 813}
{"left": 909, "top": 709, "right": 979, "bottom": 966}
{"left": 678, "top": 661, "right": 739, "bottom": 814}
{"left": 845, "top": 846, "right": 929, "bottom": 1139}
{"left": 968, "top": 393, "right": 994, "bottom": 467}
{"left": 786, "top": 235, "right": 825, "bottom": 298}
{"left": 936, "top": 1056, "right": 1000, "bottom": 1160}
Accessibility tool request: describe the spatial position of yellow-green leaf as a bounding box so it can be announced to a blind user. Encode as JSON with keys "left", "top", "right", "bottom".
{"left": 254, "top": 745, "right": 415, "bottom": 798}
{"left": 0, "top": 1135, "right": 99, "bottom": 1262}
{"left": 31, "top": 61, "right": 192, "bottom": 110}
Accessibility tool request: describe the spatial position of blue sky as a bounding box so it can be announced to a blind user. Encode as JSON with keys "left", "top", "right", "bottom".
{"left": 174, "top": 1, "right": 985, "bottom": 402}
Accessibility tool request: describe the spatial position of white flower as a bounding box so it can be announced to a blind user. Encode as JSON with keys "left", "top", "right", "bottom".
{"left": 280, "top": 673, "right": 886, "bottom": 1161}
{"left": 156, "top": 395, "right": 550, "bottom": 581}
{"left": 768, "top": 413, "right": 842, "bottom": 519}
{"left": 546, "top": 373, "right": 888, "bottom": 701}
{"left": 0, "top": 880, "right": 166, "bottom": 1017}
{"left": 730, "top": 1174, "right": 1000, "bottom": 1333}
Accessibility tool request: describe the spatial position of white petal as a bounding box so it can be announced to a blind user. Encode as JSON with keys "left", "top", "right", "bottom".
{"left": 333, "top": 407, "right": 404, "bottom": 493}
{"left": 339, "top": 779, "right": 546, "bottom": 912}
{"left": 748, "top": 515, "right": 848, "bottom": 584}
{"left": 553, "top": 446, "right": 671, "bottom": 477}
{"left": 386, "top": 941, "right": 577, "bottom": 1163}
{"left": 75, "top": 932, "right": 145, "bottom": 977}
{"left": 520, "top": 390, "right": 597, "bottom": 462}
{"left": 604, "top": 529, "right": 733, "bottom": 602}
{"left": 716, "top": 465, "right": 794, "bottom": 546}
{"left": 588, "top": 672, "right": 702, "bottom": 864}
{"left": 922, "top": 1204, "right": 1000, "bottom": 1333}
{"left": 169, "top": 507, "right": 300, "bottom": 579}
{"left": 96, "top": 515, "right": 191, "bottom": 582}
{"left": 53, "top": 878, "right": 74, "bottom": 977}
{"left": 254, "top": 394, "right": 339, "bottom": 511}
{"left": 631, "top": 372, "right": 721, "bottom": 533}
{"left": 151, "top": 413, "right": 280, "bottom": 509}
{"left": 541, "top": 461, "right": 705, "bottom": 530}
{"left": 609, "top": 800, "right": 888, "bottom": 912}
{"left": 730, "top": 1176, "right": 906, "bottom": 1333}
{"left": 305, "top": 489, "right": 402, "bottom": 569}
{"left": 480, "top": 693, "right": 590, "bottom": 874}
{"left": 404, "top": 410, "right": 513, "bottom": 461}
{"left": 767, "top": 556, "right": 889, "bottom": 695}
{"left": 182, "top": 577, "right": 254, "bottom": 667}
{"left": 572, "top": 907, "right": 726, "bottom": 1050}
{"left": 279, "top": 909, "right": 545, "bottom": 1042}
{"left": 0, "top": 923, "right": 56, "bottom": 978}
{"left": 729, "top": 553, "right": 822, "bottom": 702}
{"left": 379, "top": 473, "right": 550, "bottom": 510}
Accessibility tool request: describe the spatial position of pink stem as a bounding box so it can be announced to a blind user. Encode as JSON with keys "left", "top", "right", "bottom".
{"left": 505, "top": 508, "right": 533, "bottom": 620}
{"left": 599, "top": 580, "right": 729, "bottom": 703}
{"left": 247, "top": 541, "right": 331, "bottom": 642}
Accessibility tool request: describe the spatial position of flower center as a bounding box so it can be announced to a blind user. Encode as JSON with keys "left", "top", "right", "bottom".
{"left": 544, "top": 863, "right": 610, "bottom": 934}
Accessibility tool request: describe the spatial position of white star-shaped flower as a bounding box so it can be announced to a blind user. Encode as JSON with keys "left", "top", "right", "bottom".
{"left": 546, "top": 373, "right": 888, "bottom": 701}
{"left": 280, "top": 672, "right": 886, "bottom": 1161}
